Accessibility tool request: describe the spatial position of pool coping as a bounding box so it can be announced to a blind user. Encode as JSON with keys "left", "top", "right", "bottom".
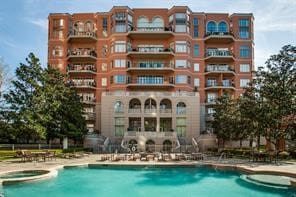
{"left": 0, "top": 161, "right": 295, "bottom": 188}
{"left": 0, "top": 168, "right": 60, "bottom": 185}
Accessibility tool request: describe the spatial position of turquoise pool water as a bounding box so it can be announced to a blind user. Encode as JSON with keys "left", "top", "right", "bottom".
{"left": 1, "top": 166, "right": 295, "bottom": 197}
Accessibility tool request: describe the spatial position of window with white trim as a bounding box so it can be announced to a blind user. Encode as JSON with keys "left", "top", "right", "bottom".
{"left": 114, "top": 75, "right": 126, "bottom": 84}
{"left": 175, "top": 60, "right": 187, "bottom": 68}
{"left": 176, "top": 75, "right": 187, "bottom": 84}
{"left": 240, "top": 79, "right": 250, "bottom": 87}
{"left": 194, "top": 63, "right": 199, "bottom": 72}
{"left": 194, "top": 78, "right": 200, "bottom": 87}
{"left": 101, "top": 78, "right": 107, "bottom": 86}
{"left": 175, "top": 41, "right": 187, "bottom": 53}
{"left": 114, "top": 41, "right": 126, "bottom": 53}
{"left": 114, "top": 59, "right": 126, "bottom": 68}
{"left": 240, "top": 64, "right": 250, "bottom": 72}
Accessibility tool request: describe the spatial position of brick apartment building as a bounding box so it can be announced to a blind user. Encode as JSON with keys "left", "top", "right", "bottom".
{"left": 48, "top": 6, "right": 253, "bottom": 152}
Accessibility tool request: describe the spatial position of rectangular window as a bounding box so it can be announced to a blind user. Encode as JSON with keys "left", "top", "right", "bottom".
{"left": 115, "top": 23, "right": 126, "bottom": 32}
{"left": 194, "top": 63, "right": 200, "bottom": 72}
{"left": 207, "top": 93, "right": 217, "bottom": 103}
{"left": 175, "top": 25, "right": 187, "bottom": 32}
{"left": 114, "top": 75, "right": 126, "bottom": 84}
{"left": 114, "top": 117, "right": 125, "bottom": 137}
{"left": 239, "top": 19, "right": 249, "bottom": 38}
{"left": 53, "top": 19, "right": 64, "bottom": 28}
{"left": 194, "top": 78, "right": 200, "bottom": 87}
{"left": 240, "top": 46, "right": 250, "bottom": 58}
{"left": 175, "top": 41, "right": 187, "bottom": 53}
{"left": 193, "top": 18, "right": 198, "bottom": 37}
{"left": 101, "top": 63, "right": 107, "bottom": 71}
{"left": 114, "top": 41, "right": 126, "bottom": 53}
{"left": 114, "top": 59, "right": 126, "bottom": 68}
{"left": 52, "top": 46, "right": 63, "bottom": 57}
{"left": 240, "top": 79, "right": 250, "bottom": 87}
{"left": 53, "top": 30, "right": 63, "bottom": 39}
{"left": 102, "top": 17, "right": 108, "bottom": 31}
{"left": 193, "top": 44, "right": 199, "bottom": 57}
{"left": 176, "top": 118, "right": 186, "bottom": 137}
{"left": 240, "top": 64, "right": 250, "bottom": 72}
{"left": 101, "top": 78, "right": 107, "bottom": 86}
{"left": 175, "top": 60, "right": 187, "bottom": 68}
{"left": 176, "top": 75, "right": 187, "bottom": 84}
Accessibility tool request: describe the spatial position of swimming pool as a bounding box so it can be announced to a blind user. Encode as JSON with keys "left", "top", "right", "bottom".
{"left": 1, "top": 166, "right": 295, "bottom": 197}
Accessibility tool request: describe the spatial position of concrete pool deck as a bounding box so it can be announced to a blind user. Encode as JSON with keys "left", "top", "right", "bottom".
{"left": 0, "top": 154, "right": 296, "bottom": 182}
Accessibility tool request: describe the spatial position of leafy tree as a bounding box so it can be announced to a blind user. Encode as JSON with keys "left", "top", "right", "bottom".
{"left": 255, "top": 45, "right": 296, "bottom": 150}
{"left": 3, "top": 53, "right": 45, "bottom": 142}
{"left": 2, "top": 53, "right": 87, "bottom": 143}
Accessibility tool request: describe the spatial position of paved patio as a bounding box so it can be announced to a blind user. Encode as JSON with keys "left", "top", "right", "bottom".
{"left": 0, "top": 154, "right": 296, "bottom": 178}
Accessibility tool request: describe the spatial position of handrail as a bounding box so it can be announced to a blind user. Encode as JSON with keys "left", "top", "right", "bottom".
{"left": 103, "top": 137, "right": 109, "bottom": 152}
{"left": 192, "top": 137, "right": 199, "bottom": 152}
{"left": 173, "top": 139, "right": 180, "bottom": 150}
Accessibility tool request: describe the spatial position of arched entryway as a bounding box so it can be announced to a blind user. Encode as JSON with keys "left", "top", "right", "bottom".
{"left": 163, "top": 140, "right": 172, "bottom": 152}
{"left": 146, "top": 139, "right": 155, "bottom": 153}
{"left": 128, "top": 139, "right": 138, "bottom": 152}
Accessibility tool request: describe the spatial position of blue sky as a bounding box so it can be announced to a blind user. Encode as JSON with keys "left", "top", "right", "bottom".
{"left": 0, "top": 0, "right": 295, "bottom": 75}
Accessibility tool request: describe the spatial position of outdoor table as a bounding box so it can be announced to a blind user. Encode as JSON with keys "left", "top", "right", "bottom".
{"left": 31, "top": 152, "right": 47, "bottom": 161}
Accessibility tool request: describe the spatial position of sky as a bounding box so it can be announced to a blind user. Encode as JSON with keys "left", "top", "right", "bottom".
{"left": 0, "top": 0, "right": 295, "bottom": 75}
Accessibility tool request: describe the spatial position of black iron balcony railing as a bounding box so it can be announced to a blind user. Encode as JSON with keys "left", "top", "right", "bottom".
{"left": 206, "top": 49, "right": 232, "bottom": 57}
{"left": 128, "top": 47, "right": 174, "bottom": 53}
{"left": 206, "top": 80, "right": 234, "bottom": 87}
{"left": 69, "top": 80, "right": 96, "bottom": 88}
{"left": 67, "top": 64, "right": 96, "bottom": 72}
{"left": 68, "top": 31, "right": 97, "bottom": 39}
{"left": 127, "top": 62, "right": 174, "bottom": 69}
{"left": 205, "top": 65, "right": 234, "bottom": 72}
{"left": 67, "top": 49, "right": 97, "bottom": 58}
{"left": 205, "top": 31, "right": 234, "bottom": 37}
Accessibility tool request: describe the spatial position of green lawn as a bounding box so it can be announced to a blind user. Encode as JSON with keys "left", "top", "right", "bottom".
{"left": 0, "top": 149, "right": 63, "bottom": 161}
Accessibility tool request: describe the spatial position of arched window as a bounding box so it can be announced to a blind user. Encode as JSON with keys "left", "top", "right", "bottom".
{"left": 176, "top": 102, "right": 186, "bottom": 115}
{"left": 146, "top": 139, "right": 155, "bottom": 153}
{"left": 114, "top": 101, "right": 124, "bottom": 113}
{"left": 128, "top": 139, "right": 138, "bottom": 152}
{"left": 160, "top": 99, "right": 172, "bottom": 113}
{"left": 137, "top": 16, "right": 149, "bottom": 28}
{"left": 129, "top": 99, "right": 141, "bottom": 110}
{"left": 207, "top": 21, "right": 217, "bottom": 33}
{"left": 85, "top": 21, "right": 93, "bottom": 32}
{"left": 163, "top": 140, "right": 172, "bottom": 152}
{"left": 151, "top": 17, "right": 164, "bottom": 29}
{"left": 144, "top": 98, "right": 157, "bottom": 109}
{"left": 218, "top": 21, "right": 228, "bottom": 33}
{"left": 74, "top": 21, "right": 84, "bottom": 32}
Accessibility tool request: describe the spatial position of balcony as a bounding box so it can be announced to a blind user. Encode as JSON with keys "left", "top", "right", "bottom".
{"left": 127, "top": 47, "right": 174, "bottom": 58}
{"left": 205, "top": 49, "right": 234, "bottom": 62}
{"left": 69, "top": 80, "right": 96, "bottom": 90}
{"left": 67, "top": 49, "right": 97, "bottom": 62}
{"left": 128, "top": 23, "right": 174, "bottom": 39}
{"left": 205, "top": 65, "right": 235, "bottom": 76}
{"left": 67, "top": 64, "right": 96, "bottom": 75}
{"left": 84, "top": 112, "right": 96, "bottom": 121}
{"left": 81, "top": 98, "right": 96, "bottom": 105}
{"left": 205, "top": 32, "right": 234, "bottom": 44}
{"left": 205, "top": 80, "right": 235, "bottom": 90}
{"left": 124, "top": 131, "right": 177, "bottom": 138}
{"left": 68, "top": 31, "right": 97, "bottom": 42}
{"left": 205, "top": 98, "right": 216, "bottom": 105}
{"left": 128, "top": 108, "right": 141, "bottom": 113}
{"left": 127, "top": 62, "right": 174, "bottom": 73}
{"left": 205, "top": 113, "right": 215, "bottom": 121}
{"left": 126, "top": 77, "right": 175, "bottom": 89}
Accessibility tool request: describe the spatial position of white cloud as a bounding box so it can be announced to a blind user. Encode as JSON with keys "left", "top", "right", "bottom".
{"left": 28, "top": 18, "right": 48, "bottom": 31}
{"left": 254, "top": 0, "right": 296, "bottom": 33}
